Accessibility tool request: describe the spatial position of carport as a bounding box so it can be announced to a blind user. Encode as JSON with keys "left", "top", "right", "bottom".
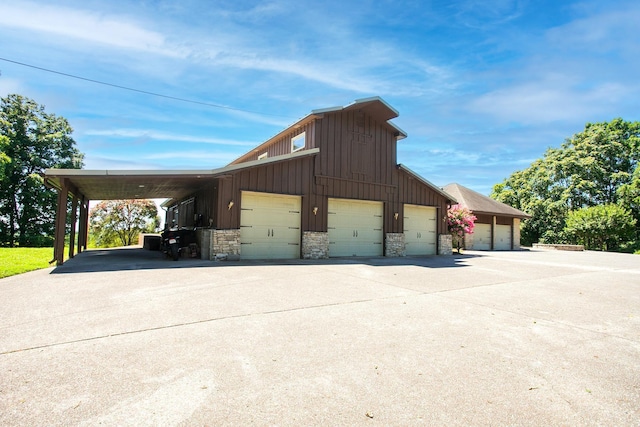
{"left": 44, "top": 151, "right": 319, "bottom": 265}
{"left": 44, "top": 169, "right": 217, "bottom": 266}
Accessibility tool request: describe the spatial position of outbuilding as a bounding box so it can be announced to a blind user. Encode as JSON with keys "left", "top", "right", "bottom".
{"left": 443, "top": 183, "right": 531, "bottom": 251}
{"left": 45, "top": 97, "right": 456, "bottom": 264}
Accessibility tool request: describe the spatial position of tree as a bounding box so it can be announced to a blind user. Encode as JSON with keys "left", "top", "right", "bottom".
{"left": 0, "top": 94, "right": 83, "bottom": 247}
{"left": 564, "top": 204, "right": 636, "bottom": 251}
{"left": 617, "top": 165, "right": 640, "bottom": 240}
{"left": 447, "top": 205, "right": 476, "bottom": 252}
{"left": 90, "top": 200, "right": 159, "bottom": 247}
{"left": 492, "top": 119, "right": 640, "bottom": 246}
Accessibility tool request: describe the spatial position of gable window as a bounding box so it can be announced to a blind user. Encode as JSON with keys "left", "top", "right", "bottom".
{"left": 291, "top": 132, "right": 306, "bottom": 152}
{"left": 258, "top": 152, "right": 268, "bottom": 160}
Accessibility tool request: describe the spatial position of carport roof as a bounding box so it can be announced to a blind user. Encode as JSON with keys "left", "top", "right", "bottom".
{"left": 44, "top": 148, "right": 319, "bottom": 201}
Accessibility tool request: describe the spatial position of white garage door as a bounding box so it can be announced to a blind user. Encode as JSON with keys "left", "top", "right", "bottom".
{"left": 494, "top": 224, "right": 512, "bottom": 250}
{"left": 240, "top": 191, "right": 301, "bottom": 259}
{"left": 328, "top": 198, "right": 383, "bottom": 257}
{"left": 473, "top": 223, "right": 492, "bottom": 250}
{"left": 404, "top": 204, "right": 437, "bottom": 255}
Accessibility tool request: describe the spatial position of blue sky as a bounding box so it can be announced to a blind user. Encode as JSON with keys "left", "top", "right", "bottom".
{"left": 1, "top": 0, "right": 638, "bottom": 196}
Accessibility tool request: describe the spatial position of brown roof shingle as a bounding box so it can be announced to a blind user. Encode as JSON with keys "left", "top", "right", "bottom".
{"left": 443, "top": 183, "right": 531, "bottom": 218}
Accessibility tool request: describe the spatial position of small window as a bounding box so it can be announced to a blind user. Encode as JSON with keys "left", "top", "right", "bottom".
{"left": 291, "top": 132, "right": 306, "bottom": 152}
{"left": 258, "top": 152, "right": 268, "bottom": 160}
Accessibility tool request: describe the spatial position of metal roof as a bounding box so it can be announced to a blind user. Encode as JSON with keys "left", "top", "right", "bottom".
{"left": 312, "top": 96, "right": 407, "bottom": 139}
{"left": 44, "top": 148, "right": 319, "bottom": 201}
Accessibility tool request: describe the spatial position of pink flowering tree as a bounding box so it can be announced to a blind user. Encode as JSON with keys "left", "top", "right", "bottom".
{"left": 447, "top": 205, "right": 477, "bottom": 252}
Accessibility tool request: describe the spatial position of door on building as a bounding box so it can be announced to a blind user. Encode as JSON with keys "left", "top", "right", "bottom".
{"left": 473, "top": 223, "right": 492, "bottom": 250}
{"left": 239, "top": 191, "right": 301, "bottom": 259}
{"left": 404, "top": 204, "right": 437, "bottom": 255}
{"left": 494, "top": 224, "right": 512, "bottom": 250}
{"left": 327, "top": 198, "right": 383, "bottom": 257}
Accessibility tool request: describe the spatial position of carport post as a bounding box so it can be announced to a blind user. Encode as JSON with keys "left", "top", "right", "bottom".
{"left": 77, "top": 197, "right": 88, "bottom": 253}
{"left": 69, "top": 195, "right": 78, "bottom": 259}
{"left": 53, "top": 178, "right": 69, "bottom": 266}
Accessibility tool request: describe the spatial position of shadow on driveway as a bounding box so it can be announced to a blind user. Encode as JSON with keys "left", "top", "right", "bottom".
{"left": 51, "top": 246, "right": 482, "bottom": 274}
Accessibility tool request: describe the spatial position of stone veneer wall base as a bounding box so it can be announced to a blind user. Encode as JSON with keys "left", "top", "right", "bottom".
{"left": 211, "top": 229, "right": 241, "bottom": 260}
{"left": 385, "top": 233, "right": 405, "bottom": 257}
{"left": 438, "top": 234, "right": 453, "bottom": 255}
{"left": 302, "top": 231, "right": 329, "bottom": 259}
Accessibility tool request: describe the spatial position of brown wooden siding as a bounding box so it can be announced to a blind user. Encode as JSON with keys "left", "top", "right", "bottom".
{"left": 164, "top": 182, "right": 217, "bottom": 228}
{"left": 473, "top": 214, "right": 512, "bottom": 226}
{"left": 237, "top": 122, "right": 315, "bottom": 163}
{"left": 215, "top": 156, "right": 316, "bottom": 230}
{"left": 193, "top": 182, "right": 216, "bottom": 227}
{"left": 215, "top": 177, "right": 235, "bottom": 229}
{"left": 314, "top": 110, "right": 396, "bottom": 185}
{"left": 475, "top": 214, "right": 493, "bottom": 224}
{"left": 496, "top": 216, "right": 512, "bottom": 225}
{"left": 393, "top": 169, "right": 450, "bottom": 235}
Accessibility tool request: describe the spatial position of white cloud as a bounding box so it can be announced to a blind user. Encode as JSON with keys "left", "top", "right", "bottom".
{"left": 1, "top": 1, "right": 455, "bottom": 98}
{"left": 145, "top": 150, "right": 237, "bottom": 163}
{"left": 84, "top": 129, "right": 256, "bottom": 147}
{"left": 468, "top": 76, "right": 632, "bottom": 124}
{"left": 546, "top": 4, "right": 640, "bottom": 56}
{"left": 0, "top": 2, "right": 185, "bottom": 57}
{"left": 451, "top": 0, "right": 525, "bottom": 29}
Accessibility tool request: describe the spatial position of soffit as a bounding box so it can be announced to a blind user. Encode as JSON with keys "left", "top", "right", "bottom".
{"left": 44, "top": 148, "right": 320, "bottom": 201}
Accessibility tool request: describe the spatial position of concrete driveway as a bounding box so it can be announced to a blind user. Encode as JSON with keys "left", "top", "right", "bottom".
{"left": 1, "top": 247, "right": 639, "bottom": 426}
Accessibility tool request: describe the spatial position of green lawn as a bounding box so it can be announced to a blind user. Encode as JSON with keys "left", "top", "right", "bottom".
{"left": 0, "top": 247, "right": 57, "bottom": 279}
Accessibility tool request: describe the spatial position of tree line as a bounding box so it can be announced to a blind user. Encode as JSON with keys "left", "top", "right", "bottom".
{"left": 492, "top": 119, "right": 639, "bottom": 252}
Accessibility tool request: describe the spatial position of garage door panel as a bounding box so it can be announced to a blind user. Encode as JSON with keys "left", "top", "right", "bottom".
{"left": 404, "top": 205, "right": 437, "bottom": 255}
{"left": 328, "top": 198, "right": 383, "bottom": 257}
{"left": 495, "top": 224, "right": 512, "bottom": 250}
{"left": 473, "top": 223, "right": 491, "bottom": 250}
{"left": 240, "top": 192, "right": 301, "bottom": 259}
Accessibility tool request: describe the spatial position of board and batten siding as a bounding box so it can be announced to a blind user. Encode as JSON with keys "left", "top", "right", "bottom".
{"left": 392, "top": 169, "right": 450, "bottom": 236}
{"left": 215, "top": 156, "right": 317, "bottom": 231}
{"left": 314, "top": 110, "right": 396, "bottom": 187}
{"left": 237, "top": 122, "right": 316, "bottom": 163}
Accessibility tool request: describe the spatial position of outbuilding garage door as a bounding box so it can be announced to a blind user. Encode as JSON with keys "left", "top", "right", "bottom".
{"left": 494, "top": 224, "right": 512, "bottom": 250}
{"left": 328, "top": 198, "right": 383, "bottom": 257}
{"left": 240, "top": 191, "right": 301, "bottom": 259}
{"left": 473, "top": 223, "right": 492, "bottom": 250}
{"left": 404, "top": 204, "right": 437, "bottom": 255}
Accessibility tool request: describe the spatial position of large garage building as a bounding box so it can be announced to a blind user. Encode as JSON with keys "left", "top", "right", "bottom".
{"left": 45, "top": 97, "right": 457, "bottom": 263}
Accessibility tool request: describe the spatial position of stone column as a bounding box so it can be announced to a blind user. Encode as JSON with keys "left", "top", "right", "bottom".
{"left": 464, "top": 231, "right": 474, "bottom": 250}
{"left": 513, "top": 218, "right": 522, "bottom": 249}
{"left": 438, "top": 234, "right": 453, "bottom": 255}
{"left": 385, "top": 233, "right": 405, "bottom": 257}
{"left": 302, "top": 231, "right": 329, "bottom": 259}
{"left": 211, "top": 229, "right": 241, "bottom": 260}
